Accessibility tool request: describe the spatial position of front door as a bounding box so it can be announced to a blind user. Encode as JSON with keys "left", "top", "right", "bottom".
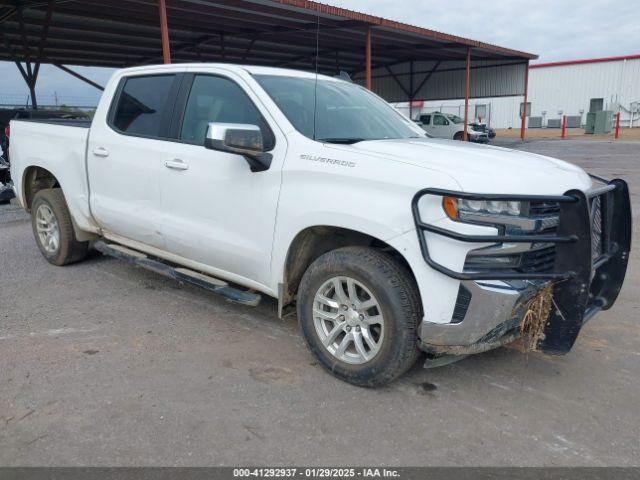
{"left": 87, "top": 73, "right": 181, "bottom": 249}
{"left": 431, "top": 114, "right": 452, "bottom": 138}
{"left": 159, "top": 72, "right": 285, "bottom": 290}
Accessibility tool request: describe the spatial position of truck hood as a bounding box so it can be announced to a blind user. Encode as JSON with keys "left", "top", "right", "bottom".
{"left": 351, "top": 137, "right": 593, "bottom": 194}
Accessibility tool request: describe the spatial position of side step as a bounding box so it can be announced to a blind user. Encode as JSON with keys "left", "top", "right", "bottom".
{"left": 93, "top": 241, "right": 261, "bottom": 307}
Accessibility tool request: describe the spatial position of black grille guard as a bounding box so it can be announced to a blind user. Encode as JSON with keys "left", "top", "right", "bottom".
{"left": 411, "top": 178, "right": 632, "bottom": 354}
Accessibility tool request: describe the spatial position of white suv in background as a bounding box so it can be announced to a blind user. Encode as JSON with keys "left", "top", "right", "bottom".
{"left": 417, "top": 112, "right": 489, "bottom": 143}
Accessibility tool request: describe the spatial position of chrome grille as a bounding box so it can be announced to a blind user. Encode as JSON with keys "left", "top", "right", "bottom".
{"left": 591, "top": 196, "right": 603, "bottom": 261}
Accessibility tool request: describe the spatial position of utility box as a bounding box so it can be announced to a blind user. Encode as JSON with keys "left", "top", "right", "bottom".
{"left": 586, "top": 111, "right": 612, "bottom": 134}
{"left": 595, "top": 111, "right": 613, "bottom": 134}
{"left": 589, "top": 98, "right": 604, "bottom": 112}
{"left": 585, "top": 112, "right": 596, "bottom": 134}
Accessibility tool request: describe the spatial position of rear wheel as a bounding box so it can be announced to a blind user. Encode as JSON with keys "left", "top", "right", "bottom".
{"left": 31, "top": 188, "right": 88, "bottom": 266}
{"left": 297, "top": 247, "right": 421, "bottom": 387}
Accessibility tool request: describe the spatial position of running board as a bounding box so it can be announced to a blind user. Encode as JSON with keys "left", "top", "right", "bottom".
{"left": 93, "top": 241, "right": 261, "bottom": 306}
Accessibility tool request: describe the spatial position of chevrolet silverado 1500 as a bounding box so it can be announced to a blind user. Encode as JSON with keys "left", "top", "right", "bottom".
{"left": 10, "top": 64, "right": 631, "bottom": 386}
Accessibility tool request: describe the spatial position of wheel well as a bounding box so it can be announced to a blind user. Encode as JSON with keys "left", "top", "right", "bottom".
{"left": 23, "top": 166, "right": 60, "bottom": 211}
{"left": 282, "top": 226, "right": 420, "bottom": 307}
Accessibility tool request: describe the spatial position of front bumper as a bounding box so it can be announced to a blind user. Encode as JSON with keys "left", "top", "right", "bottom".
{"left": 420, "top": 279, "right": 540, "bottom": 355}
{"left": 413, "top": 178, "right": 632, "bottom": 355}
{"left": 469, "top": 133, "right": 489, "bottom": 143}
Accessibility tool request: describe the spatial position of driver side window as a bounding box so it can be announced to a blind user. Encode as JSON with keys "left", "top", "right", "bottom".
{"left": 180, "top": 75, "right": 275, "bottom": 150}
{"left": 433, "top": 115, "right": 449, "bottom": 126}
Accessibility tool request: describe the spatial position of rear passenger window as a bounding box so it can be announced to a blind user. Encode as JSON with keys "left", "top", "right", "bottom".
{"left": 180, "top": 75, "right": 275, "bottom": 150}
{"left": 420, "top": 115, "right": 431, "bottom": 125}
{"left": 111, "top": 75, "right": 175, "bottom": 137}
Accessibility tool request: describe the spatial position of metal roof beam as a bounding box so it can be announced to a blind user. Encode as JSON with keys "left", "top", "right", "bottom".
{"left": 53, "top": 62, "right": 104, "bottom": 90}
{"left": 411, "top": 60, "right": 441, "bottom": 98}
{"left": 383, "top": 65, "right": 411, "bottom": 98}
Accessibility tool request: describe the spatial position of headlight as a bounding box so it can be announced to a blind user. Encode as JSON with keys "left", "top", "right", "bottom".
{"left": 443, "top": 197, "right": 522, "bottom": 220}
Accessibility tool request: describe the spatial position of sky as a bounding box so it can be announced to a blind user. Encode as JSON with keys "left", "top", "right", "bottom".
{"left": 1, "top": 0, "right": 638, "bottom": 106}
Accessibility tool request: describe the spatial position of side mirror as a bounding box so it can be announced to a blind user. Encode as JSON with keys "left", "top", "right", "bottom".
{"left": 205, "top": 123, "right": 272, "bottom": 172}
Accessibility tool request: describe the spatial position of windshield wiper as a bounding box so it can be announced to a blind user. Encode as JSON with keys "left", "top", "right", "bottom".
{"left": 317, "top": 137, "right": 366, "bottom": 144}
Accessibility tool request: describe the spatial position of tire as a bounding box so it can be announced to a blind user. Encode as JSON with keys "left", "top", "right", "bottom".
{"left": 453, "top": 131, "right": 464, "bottom": 141}
{"left": 31, "top": 188, "right": 88, "bottom": 266}
{"left": 297, "top": 246, "right": 421, "bottom": 387}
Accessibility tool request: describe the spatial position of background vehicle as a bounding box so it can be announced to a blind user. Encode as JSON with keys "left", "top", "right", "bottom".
{"left": 0, "top": 155, "right": 12, "bottom": 203}
{"left": 469, "top": 121, "right": 496, "bottom": 139}
{"left": 417, "top": 112, "right": 489, "bottom": 142}
{"left": 9, "top": 64, "right": 631, "bottom": 387}
{"left": 0, "top": 125, "right": 8, "bottom": 155}
{"left": 1, "top": 122, "right": 12, "bottom": 203}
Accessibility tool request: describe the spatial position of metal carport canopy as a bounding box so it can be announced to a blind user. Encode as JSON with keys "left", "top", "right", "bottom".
{"left": 0, "top": 0, "right": 537, "bottom": 137}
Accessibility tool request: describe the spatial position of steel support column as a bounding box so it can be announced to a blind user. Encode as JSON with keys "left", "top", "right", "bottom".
{"left": 463, "top": 48, "right": 471, "bottom": 141}
{"left": 520, "top": 60, "right": 529, "bottom": 140}
{"left": 365, "top": 26, "right": 372, "bottom": 90}
{"left": 158, "top": 0, "right": 171, "bottom": 64}
{"left": 7, "top": 0, "right": 54, "bottom": 109}
{"left": 409, "top": 60, "right": 414, "bottom": 119}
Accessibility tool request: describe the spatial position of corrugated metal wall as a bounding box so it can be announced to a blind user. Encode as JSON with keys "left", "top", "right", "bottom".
{"left": 526, "top": 58, "right": 640, "bottom": 127}
{"left": 398, "top": 58, "right": 640, "bottom": 129}
{"left": 354, "top": 59, "right": 527, "bottom": 103}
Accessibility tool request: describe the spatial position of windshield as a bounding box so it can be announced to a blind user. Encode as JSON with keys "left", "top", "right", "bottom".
{"left": 445, "top": 114, "right": 465, "bottom": 124}
{"left": 254, "top": 75, "right": 423, "bottom": 143}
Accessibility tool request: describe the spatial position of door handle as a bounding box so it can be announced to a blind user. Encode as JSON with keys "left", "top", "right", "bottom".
{"left": 164, "top": 159, "right": 189, "bottom": 171}
{"left": 92, "top": 147, "right": 109, "bottom": 157}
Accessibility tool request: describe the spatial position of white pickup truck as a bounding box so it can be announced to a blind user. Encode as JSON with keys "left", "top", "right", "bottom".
{"left": 417, "top": 112, "right": 489, "bottom": 143}
{"left": 10, "top": 64, "right": 631, "bottom": 387}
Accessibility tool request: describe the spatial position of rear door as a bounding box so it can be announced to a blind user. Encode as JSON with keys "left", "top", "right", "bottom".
{"left": 87, "top": 73, "right": 181, "bottom": 249}
{"left": 419, "top": 114, "right": 432, "bottom": 134}
{"left": 158, "top": 71, "right": 286, "bottom": 289}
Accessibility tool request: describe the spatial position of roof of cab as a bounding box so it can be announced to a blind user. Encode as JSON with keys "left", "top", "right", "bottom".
{"left": 116, "top": 63, "right": 340, "bottom": 81}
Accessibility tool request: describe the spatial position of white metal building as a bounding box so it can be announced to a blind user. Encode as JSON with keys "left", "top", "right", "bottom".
{"left": 396, "top": 55, "right": 640, "bottom": 129}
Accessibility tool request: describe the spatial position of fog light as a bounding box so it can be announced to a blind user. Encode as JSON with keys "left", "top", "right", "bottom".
{"left": 464, "top": 254, "right": 521, "bottom": 270}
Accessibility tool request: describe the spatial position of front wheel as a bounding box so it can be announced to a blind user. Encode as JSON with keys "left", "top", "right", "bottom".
{"left": 297, "top": 247, "right": 421, "bottom": 387}
{"left": 453, "top": 131, "right": 464, "bottom": 141}
{"left": 31, "top": 188, "right": 88, "bottom": 266}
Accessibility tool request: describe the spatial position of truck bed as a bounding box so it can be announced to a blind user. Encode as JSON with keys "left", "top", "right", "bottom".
{"left": 9, "top": 119, "right": 94, "bottom": 233}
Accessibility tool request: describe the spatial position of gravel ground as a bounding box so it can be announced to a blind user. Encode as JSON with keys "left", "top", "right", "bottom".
{"left": 496, "top": 127, "right": 640, "bottom": 141}
{"left": 0, "top": 138, "right": 638, "bottom": 466}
